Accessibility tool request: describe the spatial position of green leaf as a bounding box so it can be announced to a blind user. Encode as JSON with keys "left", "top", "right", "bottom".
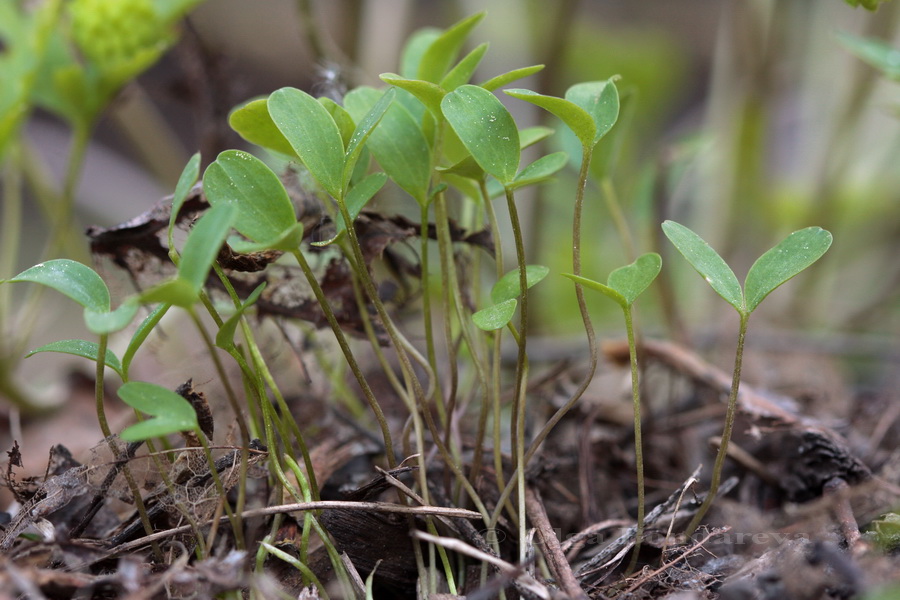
{"left": 319, "top": 97, "right": 356, "bottom": 148}
{"left": 84, "top": 298, "right": 140, "bottom": 334}
{"left": 314, "top": 173, "right": 388, "bottom": 247}
{"left": 216, "top": 283, "right": 266, "bottom": 350}
{"left": 400, "top": 28, "right": 441, "bottom": 78}
{"left": 562, "top": 253, "right": 661, "bottom": 309}
{"left": 562, "top": 273, "right": 626, "bottom": 307}
{"left": 436, "top": 155, "right": 485, "bottom": 181}
{"left": 505, "top": 88, "right": 595, "bottom": 149}
{"left": 203, "top": 150, "right": 298, "bottom": 247}
{"left": 228, "top": 98, "right": 297, "bottom": 156}
{"left": 169, "top": 152, "right": 201, "bottom": 244}
{"left": 226, "top": 223, "right": 304, "bottom": 254}
{"left": 379, "top": 74, "right": 446, "bottom": 119}
{"left": 479, "top": 65, "right": 545, "bottom": 91}
{"left": 442, "top": 85, "right": 520, "bottom": 185}
{"left": 26, "top": 339, "right": 123, "bottom": 379}
{"left": 8, "top": 259, "right": 110, "bottom": 312}
{"left": 336, "top": 173, "right": 388, "bottom": 236}
{"left": 867, "top": 513, "right": 900, "bottom": 552}
{"left": 139, "top": 278, "right": 198, "bottom": 307}
{"left": 178, "top": 204, "right": 236, "bottom": 293}
{"left": 118, "top": 381, "right": 199, "bottom": 442}
{"left": 268, "top": 87, "right": 344, "bottom": 198}
{"left": 519, "top": 126, "right": 555, "bottom": 149}
{"left": 345, "top": 87, "right": 432, "bottom": 204}
{"left": 564, "top": 79, "right": 620, "bottom": 145}
{"left": 744, "top": 227, "right": 832, "bottom": 313}
{"left": 417, "top": 12, "right": 485, "bottom": 83}
{"left": 607, "top": 252, "right": 662, "bottom": 305}
{"left": 473, "top": 298, "right": 517, "bottom": 331}
{"left": 508, "top": 151, "right": 568, "bottom": 190}
{"left": 440, "top": 42, "right": 489, "bottom": 91}
{"left": 662, "top": 220, "right": 744, "bottom": 312}
{"left": 122, "top": 303, "right": 171, "bottom": 378}
{"left": 342, "top": 88, "right": 395, "bottom": 191}
{"left": 838, "top": 32, "right": 900, "bottom": 80}
{"left": 491, "top": 265, "right": 550, "bottom": 304}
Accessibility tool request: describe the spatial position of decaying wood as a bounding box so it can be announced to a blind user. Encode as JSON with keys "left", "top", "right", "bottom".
{"left": 575, "top": 466, "right": 707, "bottom": 580}
{"left": 524, "top": 486, "right": 588, "bottom": 600}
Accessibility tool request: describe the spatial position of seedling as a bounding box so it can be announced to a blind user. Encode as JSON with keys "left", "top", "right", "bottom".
{"left": 662, "top": 221, "right": 833, "bottom": 534}
{"left": 564, "top": 252, "right": 661, "bottom": 569}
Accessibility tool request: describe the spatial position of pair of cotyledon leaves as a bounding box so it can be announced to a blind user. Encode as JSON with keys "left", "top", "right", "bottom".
{"left": 564, "top": 222, "right": 832, "bottom": 315}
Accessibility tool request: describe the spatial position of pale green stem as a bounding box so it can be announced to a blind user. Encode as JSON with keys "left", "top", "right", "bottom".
{"left": 504, "top": 186, "right": 529, "bottom": 564}
{"left": 49, "top": 121, "right": 92, "bottom": 258}
{"left": 433, "top": 190, "right": 490, "bottom": 469}
{"left": 195, "top": 429, "right": 245, "bottom": 551}
{"left": 684, "top": 311, "right": 749, "bottom": 537}
{"left": 601, "top": 177, "right": 636, "bottom": 262}
{"left": 0, "top": 153, "right": 37, "bottom": 412}
{"left": 489, "top": 150, "right": 599, "bottom": 552}
{"left": 521, "top": 147, "right": 597, "bottom": 465}
{"left": 288, "top": 248, "right": 396, "bottom": 467}
{"left": 419, "top": 202, "right": 446, "bottom": 424}
{"left": 246, "top": 331, "right": 320, "bottom": 499}
{"left": 347, "top": 265, "right": 412, "bottom": 407}
{"left": 478, "top": 179, "right": 507, "bottom": 504}
{"left": 186, "top": 307, "right": 248, "bottom": 544}
{"left": 94, "top": 335, "right": 114, "bottom": 442}
{"left": 433, "top": 193, "right": 458, "bottom": 435}
{"left": 8, "top": 125, "right": 93, "bottom": 368}
{"left": 95, "top": 334, "right": 159, "bottom": 558}
{"left": 333, "top": 201, "right": 490, "bottom": 519}
{"left": 623, "top": 305, "right": 645, "bottom": 573}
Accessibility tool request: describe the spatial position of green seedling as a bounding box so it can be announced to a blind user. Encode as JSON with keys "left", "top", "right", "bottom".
{"left": 838, "top": 32, "right": 900, "bottom": 81}
{"left": 662, "top": 221, "right": 833, "bottom": 534}
{"left": 474, "top": 265, "right": 551, "bottom": 332}
{"left": 865, "top": 512, "right": 900, "bottom": 553}
{"left": 117, "top": 381, "right": 200, "bottom": 442}
{"left": 3, "top": 259, "right": 155, "bottom": 448}
{"left": 564, "top": 252, "right": 661, "bottom": 570}
{"left": 26, "top": 339, "right": 124, "bottom": 380}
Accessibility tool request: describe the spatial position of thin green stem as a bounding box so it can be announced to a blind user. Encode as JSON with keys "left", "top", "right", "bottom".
{"left": 94, "top": 335, "right": 113, "bottom": 441}
{"left": 334, "top": 197, "right": 492, "bottom": 518}
{"left": 478, "top": 179, "right": 507, "bottom": 501}
{"left": 504, "top": 186, "right": 529, "bottom": 564}
{"left": 95, "top": 334, "right": 160, "bottom": 559}
{"left": 8, "top": 126, "right": 92, "bottom": 368}
{"left": 520, "top": 148, "right": 597, "bottom": 465}
{"left": 419, "top": 202, "right": 445, "bottom": 424}
{"left": 0, "top": 153, "right": 39, "bottom": 412}
{"left": 289, "top": 248, "right": 396, "bottom": 467}
{"left": 185, "top": 307, "right": 249, "bottom": 543}
{"left": 433, "top": 190, "right": 490, "bottom": 469}
{"left": 684, "top": 311, "right": 749, "bottom": 537}
{"left": 601, "top": 177, "right": 636, "bottom": 262}
{"left": 624, "top": 305, "right": 645, "bottom": 573}
{"left": 49, "top": 122, "right": 93, "bottom": 259}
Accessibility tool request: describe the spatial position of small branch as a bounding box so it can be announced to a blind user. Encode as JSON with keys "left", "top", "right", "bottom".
{"left": 621, "top": 527, "right": 729, "bottom": 595}
{"left": 412, "top": 531, "right": 552, "bottom": 600}
{"left": 524, "top": 486, "right": 588, "bottom": 600}
{"left": 824, "top": 477, "right": 861, "bottom": 548}
{"left": 100, "top": 501, "right": 481, "bottom": 558}
{"left": 576, "top": 466, "right": 702, "bottom": 579}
